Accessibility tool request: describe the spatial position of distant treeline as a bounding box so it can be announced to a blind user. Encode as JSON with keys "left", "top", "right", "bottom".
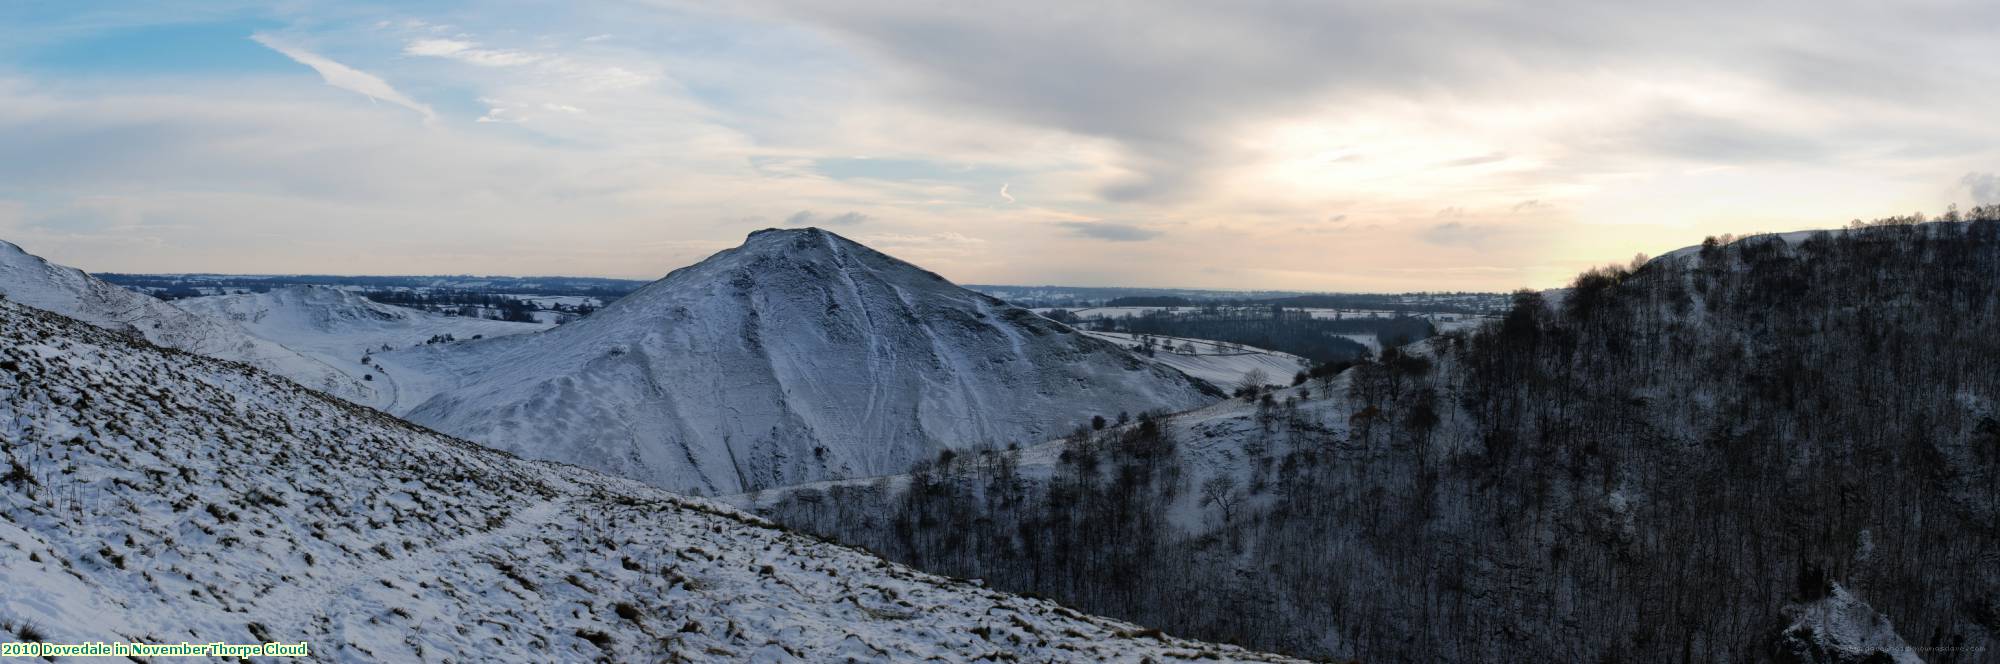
{"left": 1253, "top": 293, "right": 1487, "bottom": 312}
{"left": 97, "top": 273, "right": 645, "bottom": 301}
{"left": 1105, "top": 296, "right": 1197, "bottom": 307}
{"left": 362, "top": 291, "right": 554, "bottom": 322}
{"left": 976, "top": 284, "right": 1510, "bottom": 313}
{"left": 1090, "top": 309, "right": 1433, "bottom": 363}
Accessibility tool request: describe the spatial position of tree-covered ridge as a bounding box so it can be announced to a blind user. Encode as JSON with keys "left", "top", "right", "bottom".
{"left": 757, "top": 215, "right": 2000, "bottom": 663}
{"left": 1091, "top": 308, "right": 1422, "bottom": 363}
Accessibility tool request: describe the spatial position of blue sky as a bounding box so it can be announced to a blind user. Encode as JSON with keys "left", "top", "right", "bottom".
{"left": 20, "top": 19, "right": 291, "bottom": 74}
{"left": 2, "top": 1, "right": 1997, "bottom": 291}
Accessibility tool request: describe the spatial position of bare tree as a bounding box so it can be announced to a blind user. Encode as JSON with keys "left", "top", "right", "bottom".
{"left": 1200, "top": 476, "right": 1241, "bottom": 524}
{"left": 1237, "top": 368, "right": 1270, "bottom": 395}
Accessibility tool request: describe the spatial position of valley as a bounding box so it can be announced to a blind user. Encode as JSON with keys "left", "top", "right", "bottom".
{"left": 0, "top": 298, "right": 1299, "bottom": 662}
{"left": 4, "top": 218, "right": 1995, "bottom": 663}
{"left": 9, "top": 5, "right": 1992, "bottom": 661}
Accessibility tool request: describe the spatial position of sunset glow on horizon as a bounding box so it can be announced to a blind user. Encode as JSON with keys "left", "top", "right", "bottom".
{"left": 3, "top": 1, "right": 1996, "bottom": 292}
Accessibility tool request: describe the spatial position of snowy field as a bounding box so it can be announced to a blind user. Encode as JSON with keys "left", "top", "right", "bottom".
{"left": 1080, "top": 331, "right": 1309, "bottom": 388}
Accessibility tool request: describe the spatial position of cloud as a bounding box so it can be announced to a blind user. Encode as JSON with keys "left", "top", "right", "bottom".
{"left": 1055, "top": 221, "right": 1161, "bottom": 242}
{"left": 1964, "top": 172, "right": 2000, "bottom": 205}
{"left": 250, "top": 34, "right": 435, "bottom": 121}
{"left": 403, "top": 38, "right": 474, "bottom": 57}
{"left": 1620, "top": 109, "right": 1829, "bottom": 164}
{"left": 1421, "top": 221, "right": 1500, "bottom": 248}
{"left": 13, "top": 2, "right": 2000, "bottom": 293}
{"left": 474, "top": 99, "right": 590, "bottom": 124}
{"left": 401, "top": 35, "right": 650, "bottom": 90}
{"left": 743, "top": 3, "right": 1635, "bottom": 200}
{"left": 404, "top": 38, "right": 546, "bottom": 67}
{"left": 865, "top": 231, "right": 984, "bottom": 246}
{"left": 752, "top": 0, "right": 2000, "bottom": 208}
{"left": 861, "top": 231, "right": 987, "bottom": 255}
{"left": 1438, "top": 152, "right": 1507, "bottom": 168}
{"left": 786, "top": 210, "right": 871, "bottom": 226}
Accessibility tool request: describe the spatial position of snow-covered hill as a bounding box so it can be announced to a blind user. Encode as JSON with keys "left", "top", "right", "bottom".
{"left": 0, "top": 240, "right": 368, "bottom": 402}
{"left": 0, "top": 298, "right": 1298, "bottom": 663}
{"left": 176, "top": 286, "right": 548, "bottom": 410}
{"left": 743, "top": 220, "right": 2000, "bottom": 662}
{"left": 380, "top": 228, "right": 1220, "bottom": 494}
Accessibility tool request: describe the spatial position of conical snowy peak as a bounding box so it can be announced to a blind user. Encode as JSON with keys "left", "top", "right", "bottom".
{"left": 584, "top": 226, "right": 978, "bottom": 323}
{"left": 737, "top": 226, "right": 906, "bottom": 262}
{"left": 739, "top": 226, "right": 872, "bottom": 255}
{"left": 727, "top": 227, "right": 954, "bottom": 286}
{"left": 382, "top": 228, "right": 1221, "bottom": 494}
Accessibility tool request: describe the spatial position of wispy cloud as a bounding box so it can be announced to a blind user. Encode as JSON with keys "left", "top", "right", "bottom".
{"left": 1056, "top": 221, "right": 1160, "bottom": 242}
{"left": 1438, "top": 152, "right": 1507, "bottom": 168}
{"left": 1421, "top": 221, "right": 1497, "bottom": 248}
{"left": 786, "top": 210, "right": 871, "bottom": 226}
{"left": 250, "top": 34, "right": 434, "bottom": 122}
{"left": 401, "top": 35, "right": 649, "bottom": 90}
{"left": 404, "top": 38, "right": 545, "bottom": 67}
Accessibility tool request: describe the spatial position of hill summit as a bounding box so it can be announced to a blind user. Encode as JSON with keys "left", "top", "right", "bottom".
{"left": 384, "top": 227, "right": 1220, "bottom": 494}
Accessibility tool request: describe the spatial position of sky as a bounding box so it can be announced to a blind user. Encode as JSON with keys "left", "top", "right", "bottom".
{"left": 2, "top": 1, "right": 1997, "bottom": 292}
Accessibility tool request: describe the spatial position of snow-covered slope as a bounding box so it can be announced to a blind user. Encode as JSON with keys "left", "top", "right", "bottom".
{"left": 1080, "top": 330, "right": 1309, "bottom": 388}
{"left": 176, "top": 286, "right": 548, "bottom": 410}
{"left": 1654, "top": 225, "right": 1869, "bottom": 263}
{"left": 0, "top": 299, "right": 1297, "bottom": 663}
{"left": 1771, "top": 583, "right": 1921, "bottom": 664}
{"left": 0, "top": 240, "right": 367, "bottom": 401}
{"left": 380, "top": 228, "right": 1220, "bottom": 494}
{"left": 735, "top": 371, "right": 1348, "bottom": 535}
